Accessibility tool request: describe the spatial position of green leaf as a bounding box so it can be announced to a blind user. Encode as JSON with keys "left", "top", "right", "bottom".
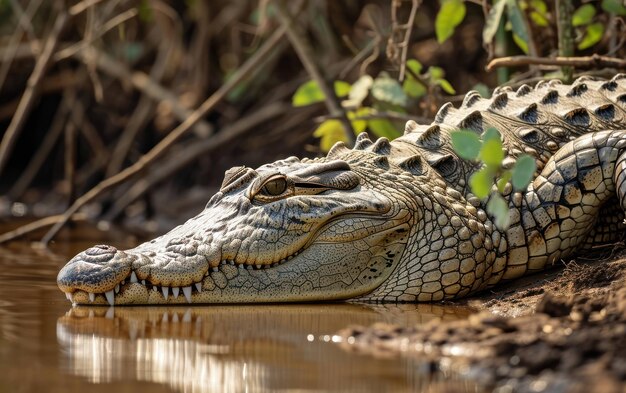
{"left": 572, "top": 4, "right": 596, "bottom": 26}
{"left": 429, "top": 66, "right": 445, "bottom": 79}
{"left": 403, "top": 78, "right": 427, "bottom": 98}
{"left": 371, "top": 75, "right": 408, "bottom": 107}
{"left": 529, "top": 0, "right": 549, "bottom": 26}
{"left": 334, "top": 81, "right": 352, "bottom": 97}
{"left": 487, "top": 194, "right": 511, "bottom": 230}
{"left": 578, "top": 22, "right": 605, "bottom": 50}
{"left": 348, "top": 107, "right": 372, "bottom": 134}
{"left": 428, "top": 66, "right": 456, "bottom": 94}
{"left": 497, "top": 170, "right": 513, "bottom": 193}
{"left": 470, "top": 167, "right": 493, "bottom": 199}
{"left": 437, "top": 78, "right": 456, "bottom": 94}
{"left": 435, "top": 0, "right": 467, "bottom": 44}
{"left": 483, "top": 0, "right": 507, "bottom": 43}
{"left": 313, "top": 120, "right": 349, "bottom": 152}
{"left": 530, "top": 11, "right": 549, "bottom": 26}
{"left": 347, "top": 75, "right": 373, "bottom": 107}
{"left": 530, "top": 0, "right": 548, "bottom": 14}
{"left": 512, "top": 32, "right": 529, "bottom": 54}
{"left": 367, "top": 118, "right": 402, "bottom": 139}
{"left": 483, "top": 127, "right": 501, "bottom": 142}
{"left": 511, "top": 155, "right": 536, "bottom": 190}
{"left": 506, "top": 0, "right": 530, "bottom": 53}
{"left": 451, "top": 131, "right": 482, "bottom": 160}
{"left": 292, "top": 80, "right": 351, "bottom": 107}
{"left": 405, "top": 59, "right": 423, "bottom": 75}
{"left": 479, "top": 138, "right": 504, "bottom": 167}
{"left": 602, "top": 0, "right": 626, "bottom": 16}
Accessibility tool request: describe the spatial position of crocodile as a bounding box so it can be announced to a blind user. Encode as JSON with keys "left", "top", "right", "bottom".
{"left": 58, "top": 74, "right": 626, "bottom": 306}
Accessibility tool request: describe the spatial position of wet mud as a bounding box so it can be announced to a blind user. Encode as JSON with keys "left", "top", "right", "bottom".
{"left": 339, "top": 253, "right": 626, "bottom": 393}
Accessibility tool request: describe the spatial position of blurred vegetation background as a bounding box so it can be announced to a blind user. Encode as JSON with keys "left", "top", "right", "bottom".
{"left": 0, "top": 0, "right": 624, "bottom": 242}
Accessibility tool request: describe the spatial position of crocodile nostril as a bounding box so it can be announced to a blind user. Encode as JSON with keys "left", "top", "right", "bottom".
{"left": 85, "top": 244, "right": 118, "bottom": 255}
{"left": 82, "top": 245, "right": 119, "bottom": 263}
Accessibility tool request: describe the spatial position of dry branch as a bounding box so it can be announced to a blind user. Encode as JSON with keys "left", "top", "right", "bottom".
{"left": 80, "top": 50, "right": 214, "bottom": 139}
{"left": 31, "top": 25, "right": 288, "bottom": 245}
{"left": 0, "top": 213, "right": 86, "bottom": 244}
{"left": 104, "top": 102, "right": 289, "bottom": 220}
{"left": 274, "top": 0, "right": 354, "bottom": 145}
{"left": 0, "top": 11, "right": 68, "bottom": 177}
{"left": 486, "top": 55, "right": 626, "bottom": 71}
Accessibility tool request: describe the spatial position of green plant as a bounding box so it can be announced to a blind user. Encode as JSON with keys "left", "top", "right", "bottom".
{"left": 291, "top": 59, "right": 455, "bottom": 151}
{"left": 451, "top": 128, "right": 536, "bottom": 229}
{"left": 439, "top": 0, "right": 625, "bottom": 55}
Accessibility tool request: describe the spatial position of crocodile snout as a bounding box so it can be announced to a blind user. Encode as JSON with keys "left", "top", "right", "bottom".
{"left": 57, "top": 245, "right": 132, "bottom": 295}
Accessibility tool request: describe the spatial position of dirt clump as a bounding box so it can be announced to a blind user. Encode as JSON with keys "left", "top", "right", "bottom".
{"left": 339, "top": 255, "right": 626, "bottom": 393}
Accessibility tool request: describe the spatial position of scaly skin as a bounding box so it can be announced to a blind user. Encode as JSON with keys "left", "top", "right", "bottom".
{"left": 58, "top": 74, "right": 626, "bottom": 305}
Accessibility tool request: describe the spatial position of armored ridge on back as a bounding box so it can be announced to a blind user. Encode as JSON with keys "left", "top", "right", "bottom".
{"left": 57, "top": 74, "right": 626, "bottom": 306}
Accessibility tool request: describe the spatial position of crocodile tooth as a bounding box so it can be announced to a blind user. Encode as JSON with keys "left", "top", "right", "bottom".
{"left": 212, "top": 267, "right": 219, "bottom": 272}
{"left": 141, "top": 280, "right": 146, "bottom": 285}
{"left": 115, "top": 284, "right": 120, "bottom": 294}
{"left": 130, "top": 271, "right": 138, "bottom": 283}
{"left": 182, "top": 286, "right": 192, "bottom": 303}
{"left": 88, "top": 292, "right": 95, "bottom": 302}
{"left": 105, "top": 290, "right": 115, "bottom": 306}
{"left": 194, "top": 282, "right": 202, "bottom": 292}
{"left": 255, "top": 264, "right": 261, "bottom": 269}
{"left": 246, "top": 265, "right": 253, "bottom": 270}
{"left": 172, "top": 287, "right": 180, "bottom": 298}
{"left": 229, "top": 260, "right": 235, "bottom": 265}
{"left": 121, "top": 280, "right": 125, "bottom": 285}
{"left": 65, "top": 293, "right": 72, "bottom": 301}
{"left": 162, "top": 287, "right": 169, "bottom": 300}
{"left": 152, "top": 286, "right": 157, "bottom": 292}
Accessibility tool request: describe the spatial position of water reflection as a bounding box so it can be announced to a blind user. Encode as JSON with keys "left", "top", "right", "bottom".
{"left": 0, "top": 224, "right": 481, "bottom": 392}
{"left": 57, "top": 304, "right": 475, "bottom": 393}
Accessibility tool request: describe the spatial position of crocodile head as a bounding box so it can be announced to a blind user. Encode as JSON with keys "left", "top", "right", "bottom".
{"left": 58, "top": 152, "right": 416, "bottom": 305}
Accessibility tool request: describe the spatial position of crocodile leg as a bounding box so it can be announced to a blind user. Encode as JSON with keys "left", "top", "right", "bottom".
{"left": 499, "top": 130, "right": 626, "bottom": 281}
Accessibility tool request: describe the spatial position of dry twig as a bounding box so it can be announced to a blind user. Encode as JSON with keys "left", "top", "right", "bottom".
{"left": 0, "top": 213, "right": 86, "bottom": 244}
{"left": 486, "top": 54, "right": 626, "bottom": 71}
{"left": 31, "top": 25, "right": 288, "bottom": 245}
{"left": 0, "top": 11, "right": 68, "bottom": 177}
{"left": 274, "top": 0, "right": 354, "bottom": 144}
{"left": 104, "top": 102, "right": 289, "bottom": 220}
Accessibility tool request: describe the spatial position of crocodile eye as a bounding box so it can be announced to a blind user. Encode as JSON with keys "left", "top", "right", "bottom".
{"left": 262, "top": 177, "right": 287, "bottom": 196}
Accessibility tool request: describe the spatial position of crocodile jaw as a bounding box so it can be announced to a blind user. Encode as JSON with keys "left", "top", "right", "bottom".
{"left": 64, "top": 221, "right": 410, "bottom": 305}
{"left": 58, "top": 185, "right": 411, "bottom": 305}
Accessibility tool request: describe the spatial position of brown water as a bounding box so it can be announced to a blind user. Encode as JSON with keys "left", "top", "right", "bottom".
{"left": 0, "top": 223, "right": 480, "bottom": 393}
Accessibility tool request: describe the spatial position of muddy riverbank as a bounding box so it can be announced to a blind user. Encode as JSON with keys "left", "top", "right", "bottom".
{"left": 339, "top": 252, "right": 626, "bottom": 393}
